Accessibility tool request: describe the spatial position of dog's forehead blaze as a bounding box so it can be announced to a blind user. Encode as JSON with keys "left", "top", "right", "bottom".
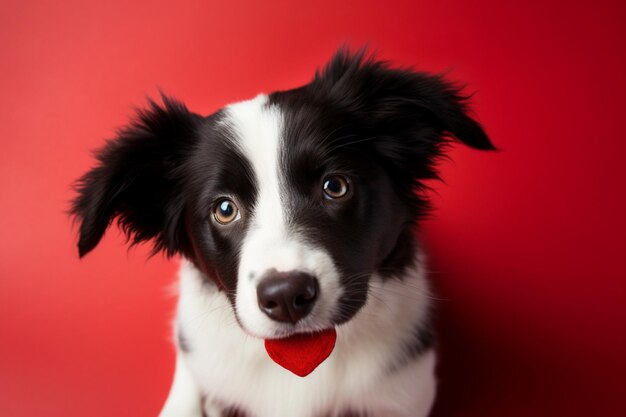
{"left": 223, "top": 95, "right": 297, "bottom": 271}
{"left": 223, "top": 94, "right": 285, "bottom": 229}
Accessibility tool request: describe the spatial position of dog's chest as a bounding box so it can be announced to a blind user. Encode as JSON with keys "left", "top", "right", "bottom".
{"left": 178, "top": 290, "right": 370, "bottom": 417}
{"left": 176, "top": 261, "right": 435, "bottom": 417}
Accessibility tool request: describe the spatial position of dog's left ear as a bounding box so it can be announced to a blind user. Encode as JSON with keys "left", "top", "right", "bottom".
{"left": 71, "top": 95, "right": 201, "bottom": 258}
{"left": 312, "top": 48, "right": 495, "bottom": 181}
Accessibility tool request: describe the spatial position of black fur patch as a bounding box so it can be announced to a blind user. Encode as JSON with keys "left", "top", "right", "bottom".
{"left": 325, "top": 410, "right": 369, "bottom": 417}
{"left": 407, "top": 322, "right": 435, "bottom": 358}
{"left": 182, "top": 111, "right": 258, "bottom": 303}
{"left": 222, "top": 406, "right": 248, "bottom": 417}
{"left": 177, "top": 326, "right": 191, "bottom": 353}
{"left": 267, "top": 48, "right": 493, "bottom": 323}
{"left": 388, "top": 320, "right": 435, "bottom": 374}
{"left": 71, "top": 96, "right": 202, "bottom": 258}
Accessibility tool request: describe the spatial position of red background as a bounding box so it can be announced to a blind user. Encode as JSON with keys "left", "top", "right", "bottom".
{"left": 1, "top": 1, "right": 625, "bottom": 416}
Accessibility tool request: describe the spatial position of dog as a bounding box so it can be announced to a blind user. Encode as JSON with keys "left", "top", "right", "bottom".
{"left": 71, "top": 48, "right": 493, "bottom": 417}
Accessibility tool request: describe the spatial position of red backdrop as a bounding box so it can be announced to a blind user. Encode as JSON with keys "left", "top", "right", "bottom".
{"left": 1, "top": 1, "right": 624, "bottom": 416}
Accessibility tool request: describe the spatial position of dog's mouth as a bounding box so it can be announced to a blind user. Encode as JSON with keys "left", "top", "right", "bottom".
{"left": 264, "top": 328, "right": 337, "bottom": 377}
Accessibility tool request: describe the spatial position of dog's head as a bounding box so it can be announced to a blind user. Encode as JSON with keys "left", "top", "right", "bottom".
{"left": 72, "top": 49, "right": 493, "bottom": 339}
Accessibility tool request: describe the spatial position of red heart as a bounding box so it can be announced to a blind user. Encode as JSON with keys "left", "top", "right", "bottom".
{"left": 264, "top": 328, "right": 337, "bottom": 377}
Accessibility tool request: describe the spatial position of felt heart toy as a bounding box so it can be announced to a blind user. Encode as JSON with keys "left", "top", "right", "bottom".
{"left": 264, "top": 328, "right": 337, "bottom": 377}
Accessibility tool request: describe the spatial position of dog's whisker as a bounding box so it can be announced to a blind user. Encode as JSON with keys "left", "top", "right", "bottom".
{"left": 322, "top": 132, "right": 358, "bottom": 150}
{"left": 332, "top": 135, "right": 378, "bottom": 150}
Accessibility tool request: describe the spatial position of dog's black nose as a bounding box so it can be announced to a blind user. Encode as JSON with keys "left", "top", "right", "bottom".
{"left": 257, "top": 271, "right": 318, "bottom": 324}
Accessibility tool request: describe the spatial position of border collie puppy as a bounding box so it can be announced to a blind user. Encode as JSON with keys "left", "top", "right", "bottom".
{"left": 71, "top": 49, "right": 493, "bottom": 417}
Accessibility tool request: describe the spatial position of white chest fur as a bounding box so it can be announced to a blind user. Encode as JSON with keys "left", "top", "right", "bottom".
{"left": 165, "top": 260, "right": 436, "bottom": 417}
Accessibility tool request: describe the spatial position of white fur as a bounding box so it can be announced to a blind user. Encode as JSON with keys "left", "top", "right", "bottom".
{"left": 160, "top": 258, "right": 435, "bottom": 417}
{"left": 159, "top": 351, "right": 203, "bottom": 417}
{"left": 225, "top": 96, "right": 342, "bottom": 339}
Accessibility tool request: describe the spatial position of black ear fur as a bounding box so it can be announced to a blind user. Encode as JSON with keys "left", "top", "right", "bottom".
{"left": 70, "top": 95, "right": 200, "bottom": 258}
{"left": 311, "top": 48, "right": 495, "bottom": 181}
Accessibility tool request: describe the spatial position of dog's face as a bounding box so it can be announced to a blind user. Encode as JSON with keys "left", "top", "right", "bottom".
{"left": 72, "top": 50, "right": 493, "bottom": 339}
{"left": 184, "top": 94, "right": 416, "bottom": 338}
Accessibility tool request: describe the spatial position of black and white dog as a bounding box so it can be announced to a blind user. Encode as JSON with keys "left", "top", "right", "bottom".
{"left": 72, "top": 49, "right": 493, "bottom": 417}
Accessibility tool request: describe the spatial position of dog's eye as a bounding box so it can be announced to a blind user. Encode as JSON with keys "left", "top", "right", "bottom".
{"left": 213, "top": 199, "right": 240, "bottom": 225}
{"left": 323, "top": 175, "right": 350, "bottom": 199}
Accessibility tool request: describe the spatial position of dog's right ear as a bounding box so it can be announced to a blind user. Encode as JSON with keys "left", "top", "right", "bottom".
{"left": 70, "top": 95, "right": 201, "bottom": 258}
